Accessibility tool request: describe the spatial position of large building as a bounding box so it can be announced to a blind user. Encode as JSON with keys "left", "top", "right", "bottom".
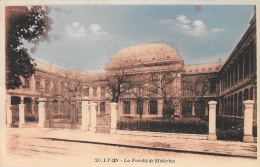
{"left": 6, "top": 12, "right": 256, "bottom": 120}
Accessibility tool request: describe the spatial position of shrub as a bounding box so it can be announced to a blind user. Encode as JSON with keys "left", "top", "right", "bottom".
{"left": 117, "top": 117, "right": 208, "bottom": 134}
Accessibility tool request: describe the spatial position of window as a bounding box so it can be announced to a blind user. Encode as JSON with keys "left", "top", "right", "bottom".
{"left": 25, "top": 79, "right": 30, "bottom": 89}
{"left": 86, "top": 87, "right": 90, "bottom": 96}
{"left": 100, "top": 102, "right": 106, "bottom": 113}
{"left": 210, "top": 81, "right": 216, "bottom": 94}
{"left": 101, "top": 87, "right": 106, "bottom": 96}
{"left": 149, "top": 100, "right": 158, "bottom": 115}
{"left": 136, "top": 101, "right": 143, "bottom": 115}
{"left": 123, "top": 101, "right": 130, "bottom": 114}
{"left": 93, "top": 87, "right": 97, "bottom": 96}
{"left": 36, "top": 78, "right": 40, "bottom": 90}
{"left": 45, "top": 80, "right": 50, "bottom": 93}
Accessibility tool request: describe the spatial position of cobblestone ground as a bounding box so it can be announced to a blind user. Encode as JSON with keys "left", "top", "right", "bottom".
{"left": 2, "top": 129, "right": 257, "bottom": 167}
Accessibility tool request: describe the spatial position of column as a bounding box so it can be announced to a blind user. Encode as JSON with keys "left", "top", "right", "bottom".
{"left": 6, "top": 94, "right": 12, "bottom": 128}
{"left": 97, "top": 86, "right": 101, "bottom": 99}
{"left": 81, "top": 97, "right": 90, "bottom": 131}
{"left": 157, "top": 99, "right": 163, "bottom": 117}
{"left": 89, "top": 86, "right": 93, "bottom": 98}
{"left": 89, "top": 102, "right": 97, "bottom": 133}
{"left": 143, "top": 100, "right": 149, "bottom": 116}
{"left": 18, "top": 101, "right": 25, "bottom": 128}
{"left": 130, "top": 101, "right": 135, "bottom": 115}
{"left": 110, "top": 102, "right": 118, "bottom": 134}
{"left": 6, "top": 105, "right": 12, "bottom": 128}
{"left": 38, "top": 98, "right": 47, "bottom": 128}
{"left": 208, "top": 101, "right": 217, "bottom": 141}
{"left": 175, "top": 103, "right": 181, "bottom": 116}
{"left": 243, "top": 100, "right": 254, "bottom": 143}
{"left": 32, "top": 75, "right": 36, "bottom": 92}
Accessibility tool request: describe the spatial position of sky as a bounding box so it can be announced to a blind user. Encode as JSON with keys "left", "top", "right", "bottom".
{"left": 26, "top": 5, "right": 255, "bottom": 72}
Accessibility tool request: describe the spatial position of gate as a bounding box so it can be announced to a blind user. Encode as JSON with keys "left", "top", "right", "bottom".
{"left": 24, "top": 99, "right": 39, "bottom": 123}
{"left": 216, "top": 115, "right": 245, "bottom": 141}
{"left": 96, "top": 114, "right": 111, "bottom": 133}
{"left": 11, "top": 105, "right": 19, "bottom": 127}
{"left": 45, "top": 99, "right": 82, "bottom": 129}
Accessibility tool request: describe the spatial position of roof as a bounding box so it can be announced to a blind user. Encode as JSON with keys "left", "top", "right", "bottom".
{"left": 182, "top": 61, "right": 225, "bottom": 75}
{"left": 106, "top": 43, "right": 182, "bottom": 69}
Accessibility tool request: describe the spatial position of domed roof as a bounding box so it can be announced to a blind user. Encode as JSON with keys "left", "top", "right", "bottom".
{"left": 106, "top": 43, "right": 182, "bottom": 69}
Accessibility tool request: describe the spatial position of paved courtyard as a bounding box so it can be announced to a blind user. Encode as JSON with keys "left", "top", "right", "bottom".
{"left": 1, "top": 128, "right": 258, "bottom": 167}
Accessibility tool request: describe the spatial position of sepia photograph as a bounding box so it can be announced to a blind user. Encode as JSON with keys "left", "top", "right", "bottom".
{"left": 0, "top": 0, "right": 259, "bottom": 167}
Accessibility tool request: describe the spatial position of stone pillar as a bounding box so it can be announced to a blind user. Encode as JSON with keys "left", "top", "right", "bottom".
{"left": 243, "top": 100, "right": 254, "bottom": 143}
{"left": 89, "top": 102, "right": 97, "bottom": 133}
{"left": 208, "top": 101, "right": 217, "bottom": 141}
{"left": 110, "top": 102, "right": 118, "bottom": 134}
{"left": 18, "top": 103, "right": 25, "bottom": 128}
{"left": 6, "top": 105, "right": 12, "bottom": 128}
{"left": 81, "top": 97, "right": 90, "bottom": 131}
{"left": 38, "top": 98, "right": 47, "bottom": 128}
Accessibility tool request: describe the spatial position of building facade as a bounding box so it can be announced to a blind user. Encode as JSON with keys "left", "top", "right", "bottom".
{"left": 6, "top": 13, "right": 256, "bottom": 120}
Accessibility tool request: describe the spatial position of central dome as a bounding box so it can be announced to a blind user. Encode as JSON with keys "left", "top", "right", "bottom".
{"left": 106, "top": 43, "right": 182, "bottom": 69}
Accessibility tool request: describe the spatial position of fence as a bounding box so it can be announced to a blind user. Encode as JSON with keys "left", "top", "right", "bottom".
{"left": 45, "top": 100, "right": 82, "bottom": 129}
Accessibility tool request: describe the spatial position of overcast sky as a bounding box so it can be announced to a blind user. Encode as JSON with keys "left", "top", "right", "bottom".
{"left": 27, "top": 5, "right": 255, "bottom": 72}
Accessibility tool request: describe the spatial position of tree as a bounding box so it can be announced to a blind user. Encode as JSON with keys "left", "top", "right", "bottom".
{"left": 6, "top": 6, "right": 53, "bottom": 89}
{"left": 182, "top": 75, "right": 214, "bottom": 116}
{"left": 126, "top": 74, "right": 149, "bottom": 118}
{"left": 147, "top": 71, "right": 182, "bottom": 118}
{"left": 103, "top": 56, "right": 137, "bottom": 103}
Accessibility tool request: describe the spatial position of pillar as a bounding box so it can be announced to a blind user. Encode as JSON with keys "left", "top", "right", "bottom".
{"left": 208, "top": 101, "right": 217, "bottom": 141}
{"left": 243, "top": 100, "right": 254, "bottom": 143}
{"left": 143, "top": 100, "right": 149, "bottom": 116}
{"left": 158, "top": 100, "right": 163, "bottom": 117}
{"left": 6, "top": 105, "right": 12, "bottom": 128}
{"left": 110, "top": 102, "right": 118, "bottom": 134}
{"left": 81, "top": 97, "right": 90, "bottom": 131}
{"left": 38, "top": 98, "right": 47, "bottom": 128}
{"left": 18, "top": 103, "right": 25, "bottom": 128}
{"left": 89, "top": 102, "right": 97, "bottom": 133}
{"left": 6, "top": 95, "right": 12, "bottom": 128}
